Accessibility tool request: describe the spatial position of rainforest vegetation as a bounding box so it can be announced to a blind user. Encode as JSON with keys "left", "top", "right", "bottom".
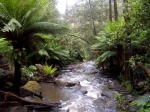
{"left": 0, "top": 0, "right": 150, "bottom": 111}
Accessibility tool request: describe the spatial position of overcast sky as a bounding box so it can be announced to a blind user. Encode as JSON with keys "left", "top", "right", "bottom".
{"left": 56, "top": 0, "right": 77, "bottom": 14}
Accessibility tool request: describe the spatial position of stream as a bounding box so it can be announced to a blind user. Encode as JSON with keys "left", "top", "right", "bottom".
{"left": 39, "top": 61, "right": 127, "bottom": 112}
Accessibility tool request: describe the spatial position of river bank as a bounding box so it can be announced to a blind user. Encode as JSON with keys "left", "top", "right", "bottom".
{"left": 0, "top": 61, "right": 137, "bottom": 112}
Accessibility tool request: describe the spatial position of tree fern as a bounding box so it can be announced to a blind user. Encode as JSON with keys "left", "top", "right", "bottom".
{"left": 2, "top": 18, "right": 21, "bottom": 32}
{"left": 0, "top": 0, "right": 68, "bottom": 95}
{"left": 96, "top": 51, "right": 116, "bottom": 65}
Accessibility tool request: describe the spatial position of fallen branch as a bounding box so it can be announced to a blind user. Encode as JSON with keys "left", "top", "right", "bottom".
{"left": 20, "top": 88, "right": 43, "bottom": 99}
{"left": 0, "top": 90, "right": 61, "bottom": 108}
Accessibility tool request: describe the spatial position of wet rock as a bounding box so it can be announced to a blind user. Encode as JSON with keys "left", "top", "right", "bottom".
{"left": 105, "top": 100, "right": 118, "bottom": 110}
{"left": 126, "top": 95, "right": 136, "bottom": 102}
{"left": 66, "top": 82, "right": 76, "bottom": 87}
{"left": 93, "top": 98, "right": 106, "bottom": 107}
{"left": 83, "top": 67, "right": 99, "bottom": 74}
{"left": 103, "top": 108, "right": 118, "bottom": 112}
{"left": 54, "top": 78, "right": 76, "bottom": 87}
{"left": 137, "top": 94, "right": 150, "bottom": 102}
{"left": 8, "top": 106, "right": 27, "bottom": 112}
{"left": 101, "top": 91, "right": 118, "bottom": 99}
{"left": 82, "top": 90, "right": 88, "bottom": 94}
{"left": 108, "top": 80, "right": 122, "bottom": 89}
{"left": 80, "top": 87, "right": 88, "bottom": 94}
{"left": 86, "top": 89, "right": 101, "bottom": 98}
{"left": 21, "top": 81, "right": 41, "bottom": 93}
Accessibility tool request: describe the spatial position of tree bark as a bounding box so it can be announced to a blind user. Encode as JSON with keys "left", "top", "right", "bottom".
{"left": 108, "top": 0, "right": 114, "bottom": 77}
{"left": 12, "top": 42, "right": 23, "bottom": 95}
{"left": 109, "top": 0, "right": 112, "bottom": 22}
{"left": 114, "top": 0, "right": 118, "bottom": 21}
{"left": 13, "top": 60, "right": 21, "bottom": 95}
{"left": 123, "top": 0, "right": 131, "bottom": 81}
{"left": 88, "top": 0, "right": 97, "bottom": 36}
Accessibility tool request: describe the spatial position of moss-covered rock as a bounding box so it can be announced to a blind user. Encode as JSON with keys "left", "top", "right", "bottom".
{"left": 21, "top": 81, "right": 41, "bottom": 93}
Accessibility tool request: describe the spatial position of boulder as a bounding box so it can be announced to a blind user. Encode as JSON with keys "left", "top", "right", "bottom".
{"left": 54, "top": 78, "right": 76, "bottom": 87}
{"left": 101, "top": 91, "right": 118, "bottom": 99}
{"left": 21, "top": 81, "right": 41, "bottom": 93}
{"left": 105, "top": 100, "right": 118, "bottom": 110}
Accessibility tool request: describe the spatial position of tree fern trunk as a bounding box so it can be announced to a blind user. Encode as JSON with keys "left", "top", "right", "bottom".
{"left": 12, "top": 42, "right": 22, "bottom": 95}
{"left": 13, "top": 60, "right": 21, "bottom": 95}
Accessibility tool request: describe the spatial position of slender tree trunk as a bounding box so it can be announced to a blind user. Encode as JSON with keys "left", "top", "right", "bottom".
{"left": 65, "top": 0, "right": 68, "bottom": 20}
{"left": 108, "top": 0, "right": 113, "bottom": 76}
{"left": 109, "top": 0, "right": 112, "bottom": 22}
{"left": 88, "top": 0, "right": 97, "bottom": 36}
{"left": 114, "top": 0, "right": 118, "bottom": 21}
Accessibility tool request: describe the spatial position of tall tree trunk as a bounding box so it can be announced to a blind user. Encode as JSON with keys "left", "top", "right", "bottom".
{"left": 108, "top": 0, "right": 113, "bottom": 76}
{"left": 114, "top": 0, "right": 122, "bottom": 77}
{"left": 123, "top": 0, "right": 131, "bottom": 81}
{"left": 114, "top": 0, "right": 118, "bottom": 21}
{"left": 109, "top": 0, "right": 112, "bottom": 22}
{"left": 88, "top": 0, "right": 97, "bottom": 36}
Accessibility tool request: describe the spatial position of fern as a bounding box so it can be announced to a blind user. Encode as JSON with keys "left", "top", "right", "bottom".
{"left": 96, "top": 51, "right": 116, "bottom": 65}
{"left": 0, "top": 38, "right": 12, "bottom": 53}
{"left": 131, "top": 95, "right": 150, "bottom": 112}
{"left": 43, "top": 65, "right": 57, "bottom": 76}
{"left": 2, "top": 18, "right": 21, "bottom": 32}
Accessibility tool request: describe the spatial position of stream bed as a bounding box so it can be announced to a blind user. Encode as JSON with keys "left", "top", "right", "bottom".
{"left": 39, "top": 61, "right": 130, "bottom": 112}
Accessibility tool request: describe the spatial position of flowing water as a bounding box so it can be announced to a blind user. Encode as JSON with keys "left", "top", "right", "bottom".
{"left": 40, "top": 61, "right": 123, "bottom": 112}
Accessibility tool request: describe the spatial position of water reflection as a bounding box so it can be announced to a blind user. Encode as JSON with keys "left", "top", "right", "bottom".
{"left": 40, "top": 83, "right": 72, "bottom": 103}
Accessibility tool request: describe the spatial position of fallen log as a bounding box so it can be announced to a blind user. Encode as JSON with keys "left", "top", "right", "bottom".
{"left": 0, "top": 90, "right": 61, "bottom": 108}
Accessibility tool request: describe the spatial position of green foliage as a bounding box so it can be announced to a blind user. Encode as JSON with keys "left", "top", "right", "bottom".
{"left": 65, "top": 0, "right": 111, "bottom": 60}
{"left": 114, "top": 92, "right": 125, "bottom": 104}
{"left": 128, "top": 0, "right": 150, "bottom": 54}
{"left": 124, "top": 81, "right": 132, "bottom": 92}
{"left": 96, "top": 51, "right": 116, "bottom": 65}
{"left": 0, "top": 0, "right": 67, "bottom": 94}
{"left": 2, "top": 18, "right": 22, "bottom": 32}
{"left": 0, "top": 38, "right": 12, "bottom": 53}
{"left": 0, "top": 0, "right": 68, "bottom": 63}
{"left": 131, "top": 96, "right": 150, "bottom": 112}
{"left": 38, "top": 35, "right": 70, "bottom": 63}
{"left": 43, "top": 65, "right": 57, "bottom": 76}
{"left": 92, "top": 18, "right": 125, "bottom": 65}
{"left": 21, "top": 65, "right": 37, "bottom": 77}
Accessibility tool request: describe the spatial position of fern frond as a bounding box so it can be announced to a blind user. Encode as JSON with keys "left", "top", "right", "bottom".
{"left": 26, "top": 22, "right": 68, "bottom": 34}
{"left": 2, "top": 18, "right": 22, "bottom": 32}
{"left": 96, "top": 51, "right": 116, "bottom": 64}
{"left": 0, "top": 38, "right": 12, "bottom": 53}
